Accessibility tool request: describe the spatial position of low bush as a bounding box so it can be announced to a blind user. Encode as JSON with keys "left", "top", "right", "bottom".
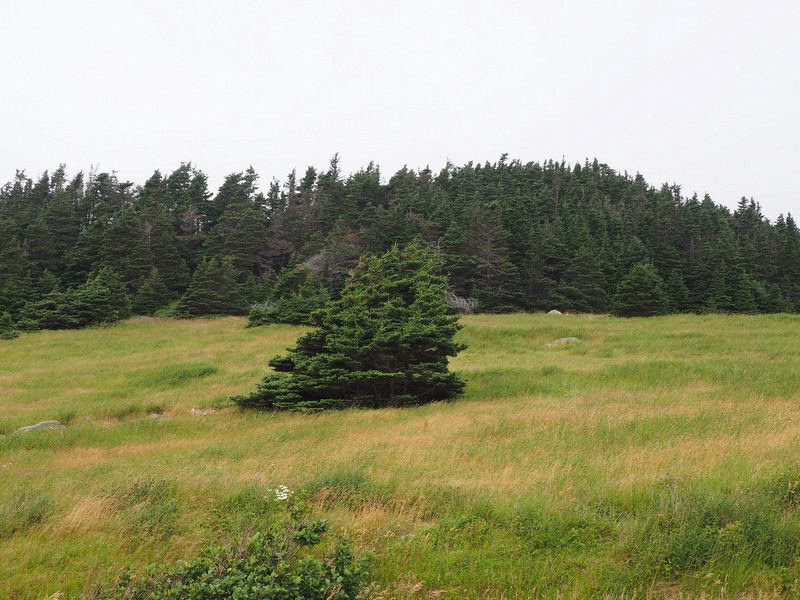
{"left": 94, "top": 500, "right": 370, "bottom": 599}
{"left": 0, "top": 310, "right": 19, "bottom": 339}
{"left": 19, "top": 267, "right": 131, "bottom": 330}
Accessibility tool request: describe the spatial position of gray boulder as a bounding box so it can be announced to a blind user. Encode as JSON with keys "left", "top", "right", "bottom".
{"left": 547, "top": 309, "right": 562, "bottom": 315}
{"left": 14, "top": 420, "right": 65, "bottom": 434}
{"left": 545, "top": 337, "right": 580, "bottom": 348}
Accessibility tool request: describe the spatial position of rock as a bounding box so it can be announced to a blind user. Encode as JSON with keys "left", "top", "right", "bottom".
{"left": 147, "top": 413, "right": 170, "bottom": 421}
{"left": 547, "top": 309, "right": 562, "bottom": 315}
{"left": 191, "top": 408, "right": 216, "bottom": 416}
{"left": 13, "top": 420, "right": 65, "bottom": 434}
{"left": 545, "top": 337, "right": 580, "bottom": 348}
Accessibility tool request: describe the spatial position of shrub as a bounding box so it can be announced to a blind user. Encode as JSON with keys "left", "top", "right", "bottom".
{"left": 0, "top": 310, "right": 19, "bottom": 339}
{"left": 19, "top": 267, "right": 131, "bottom": 330}
{"left": 94, "top": 501, "right": 369, "bottom": 599}
{"left": 236, "top": 242, "right": 466, "bottom": 411}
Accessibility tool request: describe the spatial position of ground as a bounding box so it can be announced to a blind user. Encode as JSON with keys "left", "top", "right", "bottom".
{"left": 1, "top": 314, "right": 800, "bottom": 599}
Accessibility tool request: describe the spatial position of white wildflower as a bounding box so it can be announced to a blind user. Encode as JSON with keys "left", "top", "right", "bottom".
{"left": 273, "top": 485, "right": 292, "bottom": 501}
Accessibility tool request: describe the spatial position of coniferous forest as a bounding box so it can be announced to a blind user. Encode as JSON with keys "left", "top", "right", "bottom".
{"left": 1, "top": 155, "right": 798, "bottom": 330}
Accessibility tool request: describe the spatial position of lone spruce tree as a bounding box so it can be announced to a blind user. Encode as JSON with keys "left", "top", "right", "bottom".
{"left": 236, "top": 242, "right": 466, "bottom": 410}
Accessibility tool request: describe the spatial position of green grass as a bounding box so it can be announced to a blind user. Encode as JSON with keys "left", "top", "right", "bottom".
{"left": 2, "top": 313, "right": 800, "bottom": 598}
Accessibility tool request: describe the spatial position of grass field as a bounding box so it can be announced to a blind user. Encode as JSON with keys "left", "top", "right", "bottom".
{"left": 2, "top": 313, "right": 800, "bottom": 599}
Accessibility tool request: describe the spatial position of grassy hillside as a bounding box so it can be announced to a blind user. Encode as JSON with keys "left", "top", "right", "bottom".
{"left": 1, "top": 314, "right": 800, "bottom": 598}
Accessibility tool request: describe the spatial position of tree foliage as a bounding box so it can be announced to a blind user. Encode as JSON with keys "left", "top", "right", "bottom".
{"left": 95, "top": 500, "right": 369, "bottom": 600}
{"left": 612, "top": 262, "right": 668, "bottom": 317}
{"left": 1, "top": 158, "right": 798, "bottom": 329}
{"left": 175, "top": 258, "right": 245, "bottom": 317}
{"left": 236, "top": 242, "right": 466, "bottom": 411}
{"left": 248, "top": 269, "right": 330, "bottom": 326}
{"left": 18, "top": 266, "right": 131, "bottom": 329}
{"left": 0, "top": 311, "right": 19, "bottom": 339}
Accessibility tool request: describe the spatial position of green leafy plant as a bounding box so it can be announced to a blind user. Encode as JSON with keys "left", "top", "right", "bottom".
{"left": 94, "top": 500, "right": 369, "bottom": 599}
{"left": 0, "top": 310, "right": 19, "bottom": 339}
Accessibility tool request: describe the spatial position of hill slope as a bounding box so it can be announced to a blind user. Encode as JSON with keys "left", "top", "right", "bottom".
{"left": 1, "top": 314, "right": 800, "bottom": 597}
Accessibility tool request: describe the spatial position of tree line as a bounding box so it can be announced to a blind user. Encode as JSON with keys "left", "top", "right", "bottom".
{"left": 1, "top": 155, "right": 798, "bottom": 330}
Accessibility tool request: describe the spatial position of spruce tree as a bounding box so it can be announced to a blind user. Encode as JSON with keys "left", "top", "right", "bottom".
{"left": 69, "top": 267, "right": 132, "bottom": 326}
{"left": 612, "top": 262, "right": 668, "bottom": 317}
{"left": 236, "top": 242, "right": 466, "bottom": 411}
{"left": 665, "top": 270, "right": 690, "bottom": 313}
{"left": 175, "top": 258, "right": 245, "bottom": 316}
{"left": 20, "top": 267, "right": 131, "bottom": 329}
{"left": 557, "top": 248, "right": 608, "bottom": 313}
{"left": 133, "top": 268, "right": 172, "bottom": 314}
{"left": 248, "top": 268, "right": 330, "bottom": 326}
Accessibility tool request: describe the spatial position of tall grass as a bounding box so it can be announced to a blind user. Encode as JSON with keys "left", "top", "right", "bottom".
{"left": 1, "top": 313, "right": 799, "bottom": 597}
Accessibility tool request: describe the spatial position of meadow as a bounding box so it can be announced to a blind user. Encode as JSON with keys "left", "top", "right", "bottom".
{"left": 1, "top": 313, "right": 800, "bottom": 599}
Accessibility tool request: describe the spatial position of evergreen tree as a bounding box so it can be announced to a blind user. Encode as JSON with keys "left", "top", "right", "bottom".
{"left": 612, "top": 262, "right": 668, "bottom": 317}
{"left": 665, "top": 270, "right": 690, "bottom": 313}
{"left": 0, "top": 311, "right": 19, "bottom": 339}
{"left": 236, "top": 242, "right": 465, "bottom": 411}
{"left": 175, "top": 258, "right": 245, "bottom": 316}
{"left": 70, "top": 267, "right": 132, "bottom": 325}
{"left": 2, "top": 159, "right": 798, "bottom": 322}
{"left": 149, "top": 209, "right": 189, "bottom": 294}
{"left": 557, "top": 248, "right": 608, "bottom": 312}
{"left": 99, "top": 208, "right": 151, "bottom": 289}
{"left": 248, "top": 269, "right": 330, "bottom": 326}
{"left": 20, "top": 267, "right": 131, "bottom": 329}
{"left": 133, "top": 268, "right": 172, "bottom": 314}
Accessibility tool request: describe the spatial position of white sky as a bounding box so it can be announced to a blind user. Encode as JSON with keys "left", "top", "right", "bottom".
{"left": 1, "top": 0, "right": 798, "bottom": 219}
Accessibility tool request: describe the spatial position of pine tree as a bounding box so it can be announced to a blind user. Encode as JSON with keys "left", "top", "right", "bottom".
{"left": 203, "top": 172, "right": 267, "bottom": 277}
{"left": 175, "top": 258, "right": 245, "bottom": 316}
{"left": 612, "top": 262, "right": 668, "bottom": 317}
{"left": 236, "top": 242, "right": 466, "bottom": 411}
{"left": 149, "top": 209, "right": 189, "bottom": 294}
{"left": 0, "top": 219, "right": 27, "bottom": 288}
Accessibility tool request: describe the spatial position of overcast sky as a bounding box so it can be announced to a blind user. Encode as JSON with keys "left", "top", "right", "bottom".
{"left": 1, "top": 1, "right": 798, "bottom": 219}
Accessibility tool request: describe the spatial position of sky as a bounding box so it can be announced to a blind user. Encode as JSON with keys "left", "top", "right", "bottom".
{"left": 1, "top": 0, "right": 798, "bottom": 219}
